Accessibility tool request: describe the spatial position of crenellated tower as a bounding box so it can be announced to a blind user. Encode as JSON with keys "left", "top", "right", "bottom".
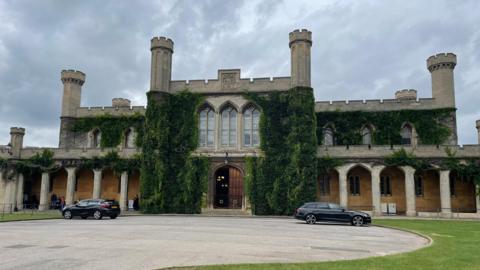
{"left": 9, "top": 127, "right": 25, "bottom": 158}
{"left": 427, "top": 53, "right": 456, "bottom": 108}
{"left": 150, "top": 37, "right": 174, "bottom": 92}
{"left": 289, "top": 29, "right": 312, "bottom": 88}
{"left": 59, "top": 69, "right": 85, "bottom": 148}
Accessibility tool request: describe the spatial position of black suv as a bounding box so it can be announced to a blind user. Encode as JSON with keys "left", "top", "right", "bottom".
{"left": 295, "top": 202, "right": 371, "bottom": 226}
{"left": 62, "top": 199, "right": 120, "bottom": 220}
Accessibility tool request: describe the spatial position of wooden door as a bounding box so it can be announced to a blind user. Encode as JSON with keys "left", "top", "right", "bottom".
{"left": 228, "top": 167, "right": 243, "bottom": 209}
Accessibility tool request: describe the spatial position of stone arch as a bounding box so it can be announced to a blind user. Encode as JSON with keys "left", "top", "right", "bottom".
{"left": 218, "top": 100, "right": 240, "bottom": 113}
{"left": 379, "top": 166, "right": 406, "bottom": 214}
{"left": 361, "top": 124, "right": 374, "bottom": 145}
{"left": 88, "top": 128, "right": 101, "bottom": 148}
{"left": 212, "top": 165, "right": 244, "bottom": 209}
{"left": 240, "top": 102, "right": 262, "bottom": 113}
{"left": 346, "top": 163, "right": 372, "bottom": 211}
{"left": 198, "top": 101, "right": 216, "bottom": 113}
{"left": 322, "top": 123, "right": 336, "bottom": 146}
{"left": 124, "top": 127, "right": 136, "bottom": 148}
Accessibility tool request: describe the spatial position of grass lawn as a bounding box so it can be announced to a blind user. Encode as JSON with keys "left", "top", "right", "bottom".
{"left": 166, "top": 219, "right": 480, "bottom": 270}
{"left": 0, "top": 211, "right": 61, "bottom": 222}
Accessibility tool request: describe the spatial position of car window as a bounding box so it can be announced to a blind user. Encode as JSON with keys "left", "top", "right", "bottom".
{"left": 304, "top": 203, "right": 316, "bottom": 208}
{"left": 77, "top": 200, "right": 89, "bottom": 207}
{"left": 316, "top": 202, "right": 329, "bottom": 209}
{"left": 88, "top": 200, "right": 99, "bottom": 206}
{"left": 328, "top": 203, "right": 341, "bottom": 209}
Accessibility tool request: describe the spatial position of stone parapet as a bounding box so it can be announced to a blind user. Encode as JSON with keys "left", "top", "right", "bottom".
{"left": 318, "top": 144, "right": 480, "bottom": 159}
{"left": 76, "top": 106, "right": 146, "bottom": 117}
{"left": 427, "top": 53, "right": 456, "bottom": 72}
{"left": 150, "top": 36, "right": 174, "bottom": 52}
{"left": 19, "top": 147, "right": 139, "bottom": 160}
{"left": 315, "top": 98, "right": 439, "bottom": 112}
{"left": 61, "top": 69, "right": 86, "bottom": 86}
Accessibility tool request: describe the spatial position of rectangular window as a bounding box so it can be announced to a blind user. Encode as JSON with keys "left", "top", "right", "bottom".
{"left": 450, "top": 177, "right": 456, "bottom": 197}
{"left": 319, "top": 175, "right": 330, "bottom": 195}
{"left": 414, "top": 176, "right": 423, "bottom": 196}
{"left": 380, "top": 176, "right": 392, "bottom": 196}
{"left": 349, "top": 176, "right": 360, "bottom": 195}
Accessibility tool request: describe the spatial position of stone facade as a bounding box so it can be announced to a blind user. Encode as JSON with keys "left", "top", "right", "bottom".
{"left": 1, "top": 29, "right": 479, "bottom": 217}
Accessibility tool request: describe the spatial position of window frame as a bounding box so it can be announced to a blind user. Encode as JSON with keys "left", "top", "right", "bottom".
{"left": 221, "top": 106, "right": 237, "bottom": 147}
{"left": 199, "top": 107, "right": 215, "bottom": 147}
{"left": 243, "top": 106, "right": 260, "bottom": 147}
{"left": 380, "top": 175, "right": 392, "bottom": 196}
{"left": 349, "top": 175, "right": 360, "bottom": 196}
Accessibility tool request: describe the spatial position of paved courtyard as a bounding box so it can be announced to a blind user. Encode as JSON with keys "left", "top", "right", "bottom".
{"left": 0, "top": 216, "right": 428, "bottom": 270}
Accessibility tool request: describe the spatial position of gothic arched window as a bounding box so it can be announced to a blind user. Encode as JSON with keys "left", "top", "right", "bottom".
{"left": 221, "top": 106, "right": 237, "bottom": 146}
{"left": 124, "top": 128, "right": 136, "bottom": 148}
{"left": 324, "top": 127, "right": 334, "bottom": 146}
{"left": 401, "top": 123, "right": 413, "bottom": 145}
{"left": 362, "top": 125, "right": 373, "bottom": 145}
{"left": 199, "top": 107, "right": 215, "bottom": 147}
{"left": 91, "top": 129, "right": 101, "bottom": 148}
{"left": 243, "top": 106, "right": 260, "bottom": 147}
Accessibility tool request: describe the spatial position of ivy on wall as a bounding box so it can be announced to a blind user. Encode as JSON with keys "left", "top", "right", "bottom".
{"left": 244, "top": 87, "right": 318, "bottom": 215}
{"left": 80, "top": 151, "right": 141, "bottom": 175}
{"left": 317, "top": 156, "right": 343, "bottom": 175}
{"left": 384, "top": 148, "right": 429, "bottom": 170}
{"left": 140, "top": 90, "right": 209, "bottom": 214}
{"left": 316, "top": 108, "right": 455, "bottom": 146}
{"left": 70, "top": 114, "right": 144, "bottom": 148}
{"left": 442, "top": 149, "right": 480, "bottom": 184}
{"left": 15, "top": 149, "right": 56, "bottom": 175}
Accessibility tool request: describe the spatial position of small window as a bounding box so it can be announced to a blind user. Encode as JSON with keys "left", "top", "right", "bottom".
{"left": 324, "top": 127, "right": 334, "bottom": 146}
{"left": 319, "top": 175, "right": 330, "bottom": 195}
{"left": 91, "top": 129, "right": 101, "bottom": 148}
{"left": 349, "top": 175, "right": 360, "bottom": 195}
{"left": 328, "top": 203, "right": 341, "bottom": 209}
{"left": 380, "top": 176, "right": 392, "bottom": 196}
{"left": 450, "top": 176, "right": 456, "bottom": 197}
{"left": 414, "top": 176, "right": 424, "bottom": 196}
{"left": 362, "top": 126, "right": 372, "bottom": 145}
{"left": 400, "top": 124, "right": 412, "bottom": 145}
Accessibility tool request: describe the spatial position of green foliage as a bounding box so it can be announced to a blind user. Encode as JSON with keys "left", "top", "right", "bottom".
{"left": 317, "top": 156, "right": 343, "bottom": 175}
{"left": 442, "top": 149, "right": 480, "bottom": 184}
{"left": 0, "top": 157, "right": 6, "bottom": 170}
{"left": 70, "top": 113, "right": 144, "bottom": 148}
{"left": 15, "top": 149, "right": 56, "bottom": 175}
{"left": 317, "top": 108, "right": 455, "bottom": 145}
{"left": 244, "top": 87, "right": 317, "bottom": 215}
{"left": 80, "top": 151, "right": 140, "bottom": 175}
{"left": 384, "top": 148, "right": 428, "bottom": 170}
{"left": 140, "top": 90, "right": 209, "bottom": 214}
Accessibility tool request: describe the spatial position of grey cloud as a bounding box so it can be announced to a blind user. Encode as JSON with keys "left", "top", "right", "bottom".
{"left": 0, "top": 0, "right": 479, "bottom": 146}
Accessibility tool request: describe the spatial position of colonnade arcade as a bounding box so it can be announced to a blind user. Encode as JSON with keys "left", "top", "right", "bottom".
{"left": 318, "top": 163, "right": 480, "bottom": 217}
{"left": 1, "top": 165, "right": 140, "bottom": 212}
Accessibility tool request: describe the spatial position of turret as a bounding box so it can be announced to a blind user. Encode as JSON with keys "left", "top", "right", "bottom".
{"left": 289, "top": 29, "right": 312, "bottom": 88}
{"left": 150, "top": 37, "right": 174, "bottom": 92}
{"left": 61, "top": 69, "right": 85, "bottom": 117}
{"left": 395, "top": 89, "right": 417, "bottom": 101}
{"left": 476, "top": 120, "right": 480, "bottom": 145}
{"left": 9, "top": 127, "right": 25, "bottom": 157}
{"left": 427, "top": 53, "right": 456, "bottom": 108}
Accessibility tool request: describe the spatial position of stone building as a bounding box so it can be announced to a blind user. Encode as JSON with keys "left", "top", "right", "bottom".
{"left": 1, "top": 29, "right": 479, "bottom": 218}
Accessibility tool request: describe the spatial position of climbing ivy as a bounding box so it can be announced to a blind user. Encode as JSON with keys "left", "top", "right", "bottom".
{"left": 317, "top": 156, "right": 343, "bottom": 175}
{"left": 79, "top": 151, "right": 141, "bottom": 175}
{"left": 15, "top": 149, "right": 56, "bottom": 175}
{"left": 442, "top": 149, "right": 480, "bottom": 184}
{"left": 70, "top": 113, "right": 144, "bottom": 148}
{"left": 244, "top": 87, "right": 317, "bottom": 215}
{"left": 140, "top": 90, "right": 209, "bottom": 214}
{"left": 317, "top": 108, "right": 455, "bottom": 145}
{"left": 384, "top": 148, "right": 429, "bottom": 170}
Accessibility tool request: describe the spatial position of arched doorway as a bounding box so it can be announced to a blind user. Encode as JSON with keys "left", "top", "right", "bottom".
{"left": 214, "top": 166, "right": 243, "bottom": 209}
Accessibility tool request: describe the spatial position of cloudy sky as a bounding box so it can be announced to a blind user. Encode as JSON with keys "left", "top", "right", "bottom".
{"left": 1, "top": 0, "right": 479, "bottom": 147}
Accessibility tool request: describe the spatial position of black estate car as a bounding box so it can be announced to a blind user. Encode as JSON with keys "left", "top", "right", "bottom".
{"left": 295, "top": 202, "right": 371, "bottom": 226}
{"left": 62, "top": 199, "right": 120, "bottom": 220}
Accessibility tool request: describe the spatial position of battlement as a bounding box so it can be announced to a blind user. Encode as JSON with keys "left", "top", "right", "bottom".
{"left": 10, "top": 127, "right": 25, "bottom": 135}
{"left": 61, "top": 69, "right": 86, "bottom": 85}
{"left": 476, "top": 120, "right": 480, "bottom": 129}
{"left": 289, "top": 29, "right": 312, "bottom": 47}
{"left": 76, "top": 106, "right": 146, "bottom": 117}
{"left": 427, "top": 53, "right": 456, "bottom": 72}
{"left": 151, "top": 36, "right": 174, "bottom": 52}
{"left": 315, "top": 97, "right": 441, "bottom": 112}
{"left": 112, "top": 98, "right": 131, "bottom": 107}
{"left": 169, "top": 69, "right": 291, "bottom": 94}
{"left": 395, "top": 89, "right": 417, "bottom": 100}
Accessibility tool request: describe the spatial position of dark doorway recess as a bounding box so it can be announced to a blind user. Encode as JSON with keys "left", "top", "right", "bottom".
{"left": 214, "top": 166, "right": 243, "bottom": 209}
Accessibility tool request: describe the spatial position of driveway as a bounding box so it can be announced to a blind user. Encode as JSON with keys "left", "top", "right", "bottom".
{"left": 0, "top": 216, "right": 428, "bottom": 270}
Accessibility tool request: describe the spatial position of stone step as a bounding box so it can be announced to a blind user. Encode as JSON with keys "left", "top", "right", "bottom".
{"left": 201, "top": 208, "right": 251, "bottom": 216}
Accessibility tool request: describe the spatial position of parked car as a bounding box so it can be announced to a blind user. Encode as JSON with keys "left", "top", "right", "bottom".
{"left": 62, "top": 199, "right": 120, "bottom": 220}
{"left": 294, "top": 202, "right": 371, "bottom": 226}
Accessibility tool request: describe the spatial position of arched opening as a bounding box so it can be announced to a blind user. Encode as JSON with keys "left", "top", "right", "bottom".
{"left": 361, "top": 125, "right": 373, "bottom": 145}
{"left": 243, "top": 105, "right": 260, "bottom": 147}
{"left": 400, "top": 123, "right": 413, "bottom": 145}
{"left": 415, "top": 170, "right": 440, "bottom": 212}
{"left": 22, "top": 171, "right": 42, "bottom": 209}
{"left": 221, "top": 105, "right": 237, "bottom": 147}
{"left": 91, "top": 129, "right": 101, "bottom": 148}
{"left": 323, "top": 126, "right": 335, "bottom": 146}
{"left": 347, "top": 165, "right": 372, "bottom": 211}
{"left": 450, "top": 171, "right": 477, "bottom": 213}
{"left": 214, "top": 166, "right": 243, "bottom": 209}
{"left": 199, "top": 106, "right": 215, "bottom": 147}
{"left": 380, "top": 166, "right": 406, "bottom": 215}
{"left": 124, "top": 128, "right": 136, "bottom": 148}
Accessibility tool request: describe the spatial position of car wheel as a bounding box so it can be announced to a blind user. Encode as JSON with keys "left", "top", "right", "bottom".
{"left": 351, "top": 216, "right": 364, "bottom": 226}
{"left": 305, "top": 214, "right": 316, "bottom": 225}
{"left": 110, "top": 215, "right": 117, "bottom": 219}
{"left": 93, "top": 210, "right": 103, "bottom": 220}
{"left": 63, "top": 210, "right": 73, "bottom": 219}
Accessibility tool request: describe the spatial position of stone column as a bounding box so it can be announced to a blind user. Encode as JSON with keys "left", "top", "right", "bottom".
{"left": 401, "top": 166, "right": 417, "bottom": 217}
{"left": 92, "top": 169, "right": 102, "bottom": 199}
{"left": 0, "top": 171, "right": 5, "bottom": 209}
{"left": 3, "top": 176, "right": 16, "bottom": 213}
{"left": 476, "top": 185, "right": 480, "bottom": 215}
{"left": 371, "top": 166, "right": 384, "bottom": 216}
{"left": 65, "top": 167, "right": 77, "bottom": 205}
{"left": 439, "top": 170, "right": 452, "bottom": 217}
{"left": 119, "top": 171, "right": 129, "bottom": 212}
{"left": 16, "top": 173, "right": 24, "bottom": 210}
{"left": 337, "top": 166, "right": 349, "bottom": 208}
{"left": 38, "top": 172, "right": 50, "bottom": 211}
